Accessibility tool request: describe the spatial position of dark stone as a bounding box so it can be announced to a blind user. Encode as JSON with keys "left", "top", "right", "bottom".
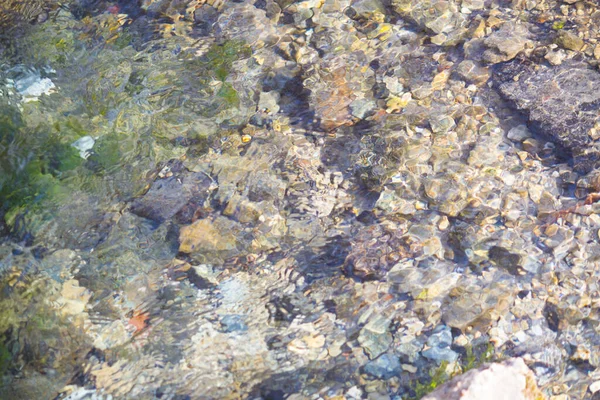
{"left": 193, "top": 4, "right": 219, "bottom": 36}
{"left": 31, "top": 246, "right": 47, "bottom": 259}
{"left": 372, "top": 82, "right": 389, "bottom": 99}
{"left": 543, "top": 301, "right": 560, "bottom": 332}
{"left": 130, "top": 171, "right": 214, "bottom": 224}
{"left": 488, "top": 246, "right": 524, "bottom": 276}
{"left": 248, "top": 369, "right": 307, "bottom": 399}
{"left": 494, "top": 61, "right": 600, "bottom": 173}
{"left": 254, "top": 0, "right": 267, "bottom": 10}
{"left": 186, "top": 267, "right": 214, "bottom": 290}
{"left": 130, "top": 177, "right": 189, "bottom": 223}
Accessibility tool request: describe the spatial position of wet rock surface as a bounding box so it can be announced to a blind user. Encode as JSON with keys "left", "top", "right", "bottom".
{"left": 495, "top": 61, "right": 600, "bottom": 173}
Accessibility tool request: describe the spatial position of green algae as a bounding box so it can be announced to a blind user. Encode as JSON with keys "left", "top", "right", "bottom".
{"left": 0, "top": 108, "right": 68, "bottom": 216}
{"left": 217, "top": 82, "right": 240, "bottom": 107}
{"left": 0, "top": 103, "right": 83, "bottom": 225}
{"left": 411, "top": 361, "right": 450, "bottom": 399}
{"left": 0, "top": 25, "right": 254, "bottom": 234}
{"left": 10, "top": 15, "right": 81, "bottom": 67}
{"left": 192, "top": 40, "right": 252, "bottom": 82}
{"left": 408, "top": 341, "right": 497, "bottom": 399}
{"left": 0, "top": 339, "right": 11, "bottom": 376}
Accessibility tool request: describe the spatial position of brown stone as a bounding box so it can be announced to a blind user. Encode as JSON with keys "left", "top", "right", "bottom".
{"left": 179, "top": 217, "right": 240, "bottom": 254}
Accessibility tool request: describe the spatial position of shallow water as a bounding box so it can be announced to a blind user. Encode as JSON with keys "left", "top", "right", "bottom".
{"left": 1, "top": 0, "right": 600, "bottom": 399}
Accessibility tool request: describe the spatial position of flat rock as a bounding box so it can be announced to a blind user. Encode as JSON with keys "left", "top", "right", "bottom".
{"left": 363, "top": 353, "right": 401, "bottom": 380}
{"left": 130, "top": 176, "right": 190, "bottom": 223}
{"left": 556, "top": 30, "right": 584, "bottom": 52}
{"left": 422, "top": 358, "right": 546, "bottom": 400}
{"left": 390, "top": 0, "right": 469, "bottom": 45}
{"left": 179, "top": 217, "right": 242, "bottom": 262}
{"left": 130, "top": 171, "right": 214, "bottom": 223}
{"left": 495, "top": 61, "right": 600, "bottom": 173}
{"left": 456, "top": 60, "right": 489, "bottom": 86}
{"left": 483, "top": 23, "right": 531, "bottom": 64}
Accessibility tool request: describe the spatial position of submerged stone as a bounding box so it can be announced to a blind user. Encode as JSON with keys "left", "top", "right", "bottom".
{"left": 495, "top": 60, "right": 600, "bottom": 173}
{"left": 488, "top": 246, "right": 524, "bottom": 276}
{"left": 556, "top": 31, "right": 584, "bottom": 52}
{"left": 363, "top": 353, "right": 401, "bottom": 380}
{"left": 130, "top": 171, "right": 214, "bottom": 224}
{"left": 220, "top": 314, "right": 248, "bottom": 333}
{"left": 422, "top": 325, "right": 458, "bottom": 363}
{"left": 71, "top": 136, "right": 95, "bottom": 159}
{"left": 483, "top": 23, "right": 531, "bottom": 64}
{"left": 179, "top": 217, "right": 241, "bottom": 260}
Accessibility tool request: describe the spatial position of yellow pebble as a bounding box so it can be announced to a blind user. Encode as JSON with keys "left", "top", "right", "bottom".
{"left": 241, "top": 134, "right": 252, "bottom": 143}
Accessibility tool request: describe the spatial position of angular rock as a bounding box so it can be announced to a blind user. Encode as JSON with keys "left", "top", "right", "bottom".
{"left": 349, "top": 98, "right": 377, "bottom": 120}
{"left": 179, "top": 217, "right": 242, "bottom": 261}
{"left": 219, "top": 315, "right": 248, "bottom": 333}
{"left": 358, "top": 315, "right": 393, "bottom": 359}
{"left": 544, "top": 49, "right": 567, "bottom": 66}
{"left": 363, "top": 353, "right": 401, "bottom": 380}
{"left": 390, "top": 0, "right": 469, "bottom": 45}
{"left": 422, "top": 325, "right": 458, "bottom": 363}
{"left": 130, "top": 170, "right": 214, "bottom": 223}
{"left": 507, "top": 125, "right": 532, "bottom": 142}
{"left": 422, "top": 358, "right": 546, "bottom": 400}
{"left": 130, "top": 176, "right": 190, "bottom": 223}
{"left": 483, "top": 23, "right": 531, "bottom": 64}
{"left": 556, "top": 30, "right": 584, "bottom": 52}
{"left": 455, "top": 60, "right": 489, "bottom": 86}
{"left": 495, "top": 61, "right": 600, "bottom": 173}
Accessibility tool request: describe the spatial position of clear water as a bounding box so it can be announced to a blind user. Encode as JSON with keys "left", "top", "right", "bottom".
{"left": 0, "top": 1, "right": 597, "bottom": 399}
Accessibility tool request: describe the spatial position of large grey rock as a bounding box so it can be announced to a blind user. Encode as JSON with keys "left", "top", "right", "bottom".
{"left": 422, "top": 358, "right": 546, "bottom": 400}
{"left": 495, "top": 61, "right": 600, "bottom": 173}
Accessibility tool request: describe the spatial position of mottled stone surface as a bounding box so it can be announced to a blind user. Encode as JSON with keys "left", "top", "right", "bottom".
{"left": 483, "top": 23, "right": 531, "bottom": 64}
{"left": 130, "top": 171, "right": 214, "bottom": 223}
{"left": 495, "top": 61, "right": 600, "bottom": 173}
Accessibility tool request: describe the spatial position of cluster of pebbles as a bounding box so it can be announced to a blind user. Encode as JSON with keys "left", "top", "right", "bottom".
{"left": 2, "top": 0, "right": 600, "bottom": 399}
